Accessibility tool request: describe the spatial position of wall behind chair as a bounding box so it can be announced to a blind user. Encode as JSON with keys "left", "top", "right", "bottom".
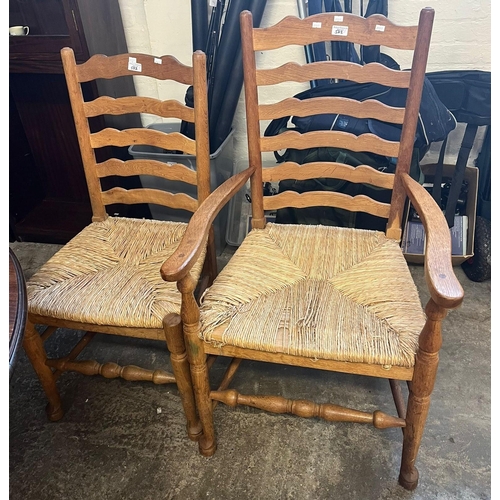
{"left": 118, "top": 0, "right": 491, "bottom": 170}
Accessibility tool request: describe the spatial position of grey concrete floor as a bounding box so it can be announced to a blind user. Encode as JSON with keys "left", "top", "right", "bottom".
{"left": 9, "top": 241, "right": 491, "bottom": 500}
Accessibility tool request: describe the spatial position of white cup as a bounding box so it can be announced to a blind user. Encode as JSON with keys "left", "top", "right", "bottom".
{"left": 9, "top": 26, "right": 29, "bottom": 36}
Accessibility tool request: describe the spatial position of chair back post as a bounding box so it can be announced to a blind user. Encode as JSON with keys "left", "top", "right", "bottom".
{"left": 192, "top": 50, "right": 211, "bottom": 205}
{"left": 387, "top": 7, "right": 435, "bottom": 240}
{"left": 241, "top": 10, "right": 266, "bottom": 229}
{"left": 192, "top": 49, "right": 218, "bottom": 278}
{"left": 61, "top": 47, "right": 107, "bottom": 222}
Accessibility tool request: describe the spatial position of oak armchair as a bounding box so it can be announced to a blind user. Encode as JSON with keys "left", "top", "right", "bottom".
{"left": 22, "top": 47, "right": 215, "bottom": 442}
{"left": 160, "top": 8, "right": 464, "bottom": 490}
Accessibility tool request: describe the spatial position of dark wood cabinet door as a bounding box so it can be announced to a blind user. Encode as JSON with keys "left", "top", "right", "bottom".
{"left": 9, "top": 73, "right": 95, "bottom": 243}
{"left": 10, "top": 73, "right": 91, "bottom": 202}
{"left": 9, "top": 90, "right": 44, "bottom": 224}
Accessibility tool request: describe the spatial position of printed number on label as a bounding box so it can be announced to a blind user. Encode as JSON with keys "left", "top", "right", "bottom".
{"left": 128, "top": 62, "right": 142, "bottom": 72}
{"left": 332, "top": 25, "right": 348, "bottom": 36}
{"left": 128, "top": 57, "right": 142, "bottom": 72}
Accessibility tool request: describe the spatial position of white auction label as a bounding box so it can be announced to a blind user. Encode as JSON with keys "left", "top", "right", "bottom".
{"left": 332, "top": 25, "right": 348, "bottom": 36}
{"left": 128, "top": 57, "right": 142, "bottom": 72}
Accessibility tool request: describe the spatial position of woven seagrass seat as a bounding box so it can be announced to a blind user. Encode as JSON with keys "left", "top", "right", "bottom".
{"left": 21, "top": 47, "right": 215, "bottom": 441}
{"left": 200, "top": 223, "right": 424, "bottom": 368}
{"left": 160, "top": 8, "right": 464, "bottom": 491}
{"left": 28, "top": 218, "right": 205, "bottom": 330}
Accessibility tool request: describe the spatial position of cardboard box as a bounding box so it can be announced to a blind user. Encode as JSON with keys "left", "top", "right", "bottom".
{"left": 402, "top": 163, "right": 478, "bottom": 265}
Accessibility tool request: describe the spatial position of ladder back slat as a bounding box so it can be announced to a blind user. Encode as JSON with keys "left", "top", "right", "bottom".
{"left": 90, "top": 128, "right": 197, "bottom": 155}
{"left": 261, "top": 130, "right": 400, "bottom": 158}
{"left": 256, "top": 61, "right": 411, "bottom": 88}
{"left": 262, "top": 162, "right": 395, "bottom": 189}
{"left": 253, "top": 14, "right": 418, "bottom": 51}
{"left": 263, "top": 190, "right": 391, "bottom": 217}
{"left": 96, "top": 159, "right": 198, "bottom": 186}
{"left": 101, "top": 187, "right": 198, "bottom": 212}
{"left": 76, "top": 53, "right": 193, "bottom": 84}
{"left": 84, "top": 96, "right": 195, "bottom": 122}
{"left": 259, "top": 96, "right": 405, "bottom": 123}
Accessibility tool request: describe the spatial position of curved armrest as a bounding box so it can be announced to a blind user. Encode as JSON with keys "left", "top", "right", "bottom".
{"left": 401, "top": 173, "right": 464, "bottom": 309}
{"left": 160, "top": 166, "right": 255, "bottom": 282}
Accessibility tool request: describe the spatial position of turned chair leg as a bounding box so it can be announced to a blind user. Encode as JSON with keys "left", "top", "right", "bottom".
{"left": 399, "top": 299, "right": 447, "bottom": 490}
{"left": 179, "top": 274, "right": 217, "bottom": 456}
{"left": 163, "top": 313, "right": 202, "bottom": 442}
{"left": 22, "top": 320, "right": 64, "bottom": 421}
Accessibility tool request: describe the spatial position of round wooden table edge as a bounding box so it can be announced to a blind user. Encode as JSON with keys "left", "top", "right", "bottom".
{"left": 9, "top": 248, "right": 27, "bottom": 378}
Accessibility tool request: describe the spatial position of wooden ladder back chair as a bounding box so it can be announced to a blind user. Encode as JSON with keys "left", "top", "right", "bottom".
{"left": 160, "top": 8, "right": 464, "bottom": 490}
{"left": 21, "top": 47, "right": 215, "bottom": 442}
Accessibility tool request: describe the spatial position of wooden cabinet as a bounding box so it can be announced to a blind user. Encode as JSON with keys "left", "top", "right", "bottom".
{"left": 9, "top": 0, "right": 147, "bottom": 244}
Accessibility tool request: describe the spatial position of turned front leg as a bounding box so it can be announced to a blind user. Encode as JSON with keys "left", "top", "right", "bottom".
{"left": 163, "top": 313, "right": 202, "bottom": 441}
{"left": 22, "top": 320, "right": 64, "bottom": 421}
{"left": 179, "top": 273, "right": 217, "bottom": 456}
{"left": 399, "top": 299, "right": 447, "bottom": 490}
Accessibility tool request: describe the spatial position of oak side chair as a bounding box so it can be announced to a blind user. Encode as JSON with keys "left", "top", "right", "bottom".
{"left": 21, "top": 47, "right": 216, "bottom": 442}
{"left": 160, "top": 8, "right": 465, "bottom": 491}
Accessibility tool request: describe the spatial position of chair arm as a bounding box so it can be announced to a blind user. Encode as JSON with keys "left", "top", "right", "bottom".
{"left": 401, "top": 173, "right": 464, "bottom": 309}
{"left": 160, "top": 166, "right": 255, "bottom": 282}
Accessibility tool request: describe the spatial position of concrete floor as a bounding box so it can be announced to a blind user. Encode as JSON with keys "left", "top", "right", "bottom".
{"left": 9, "top": 240, "right": 491, "bottom": 500}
